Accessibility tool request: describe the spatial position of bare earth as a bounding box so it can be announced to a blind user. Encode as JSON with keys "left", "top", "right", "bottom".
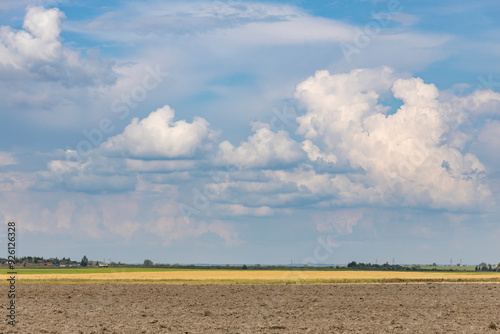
{"left": 4, "top": 283, "right": 500, "bottom": 333}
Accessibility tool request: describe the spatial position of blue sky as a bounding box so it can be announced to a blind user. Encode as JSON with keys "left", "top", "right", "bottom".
{"left": 1, "top": 0, "right": 499, "bottom": 265}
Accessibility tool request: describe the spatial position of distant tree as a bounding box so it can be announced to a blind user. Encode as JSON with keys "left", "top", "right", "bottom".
{"left": 242, "top": 264, "right": 248, "bottom": 270}
{"left": 143, "top": 259, "right": 154, "bottom": 266}
{"left": 80, "top": 255, "right": 89, "bottom": 267}
{"left": 432, "top": 263, "right": 437, "bottom": 267}
{"left": 347, "top": 261, "right": 357, "bottom": 268}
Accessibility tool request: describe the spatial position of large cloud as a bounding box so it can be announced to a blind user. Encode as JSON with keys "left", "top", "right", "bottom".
{"left": 0, "top": 6, "right": 116, "bottom": 86}
{"left": 101, "top": 105, "right": 218, "bottom": 159}
{"left": 291, "top": 67, "right": 494, "bottom": 210}
{"left": 0, "top": 6, "right": 64, "bottom": 66}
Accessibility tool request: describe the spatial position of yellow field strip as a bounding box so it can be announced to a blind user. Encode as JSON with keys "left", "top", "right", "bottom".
{"left": 2, "top": 270, "right": 500, "bottom": 283}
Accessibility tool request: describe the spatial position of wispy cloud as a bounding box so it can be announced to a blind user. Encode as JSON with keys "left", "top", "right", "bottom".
{"left": 0, "top": 152, "right": 17, "bottom": 166}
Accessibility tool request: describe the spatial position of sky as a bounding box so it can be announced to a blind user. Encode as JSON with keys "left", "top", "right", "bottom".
{"left": 0, "top": 0, "right": 499, "bottom": 265}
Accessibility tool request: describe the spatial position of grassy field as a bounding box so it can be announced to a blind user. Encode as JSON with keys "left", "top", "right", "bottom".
{"left": 1, "top": 268, "right": 500, "bottom": 284}
{"left": 419, "top": 266, "right": 477, "bottom": 271}
{"left": 0, "top": 267, "right": 192, "bottom": 275}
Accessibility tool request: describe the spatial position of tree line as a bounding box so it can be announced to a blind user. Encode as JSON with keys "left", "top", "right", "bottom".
{"left": 3, "top": 256, "right": 499, "bottom": 271}
{"left": 474, "top": 262, "right": 500, "bottom": 272}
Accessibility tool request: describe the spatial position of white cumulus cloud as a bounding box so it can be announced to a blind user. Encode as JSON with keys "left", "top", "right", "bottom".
{"left": 291, "top": 67, "right": 494, "bottom": 210}
{"left": 0, "top": 6, "right": 116, "bottom": 86}
{"left": 216, "top": 121, "right": 305, "bottom": 169}
{"left": 102, "top": 105, "right": 218, "bottom": 159}
{"left": 0, "top": 6, "right": 64, "bottom": 66}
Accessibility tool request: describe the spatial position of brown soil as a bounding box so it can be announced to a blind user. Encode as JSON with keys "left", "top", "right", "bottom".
{"left": 3, "top": 283, "right": 500, "bottom": 333}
